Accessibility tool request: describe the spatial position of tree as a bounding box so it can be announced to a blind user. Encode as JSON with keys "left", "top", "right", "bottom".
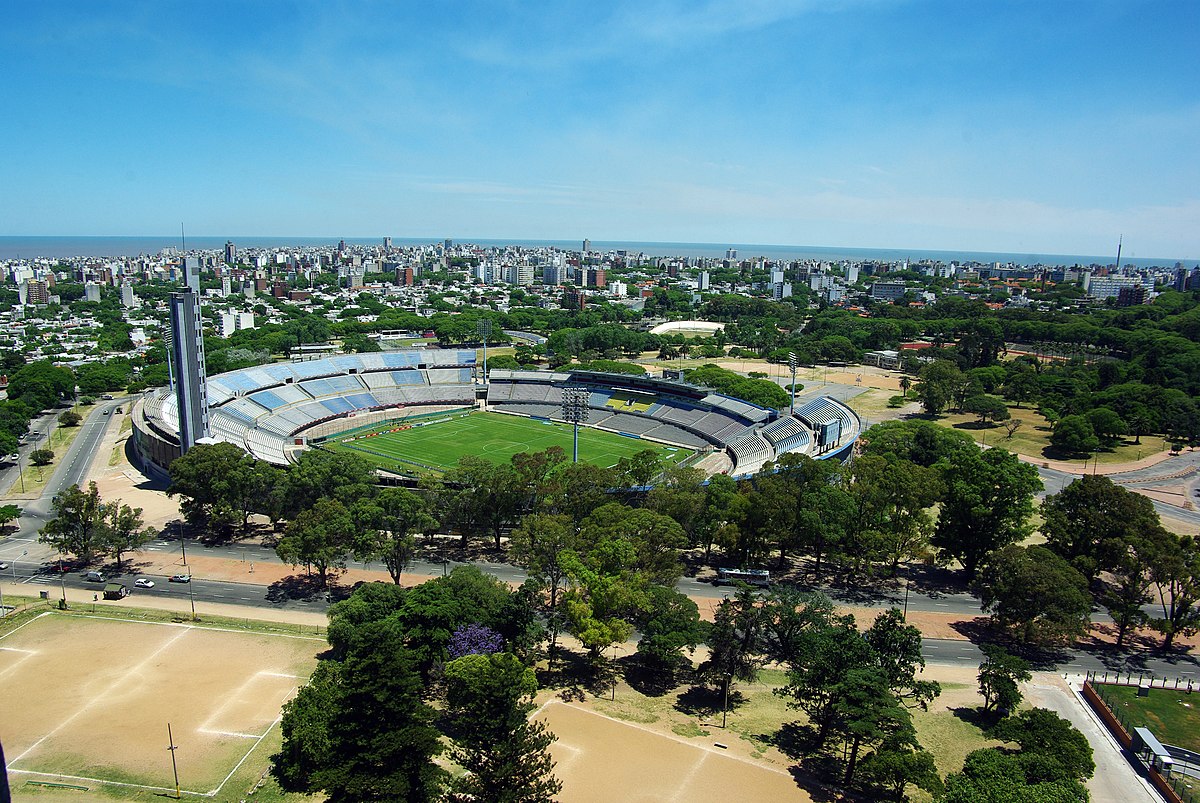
{"left": 39, "top": 481, "right": 106, "bottom": 562}
{"left": 780, "top": 615, "right": 874, "bottom": 747}
{"left": 509, "top": 513, "right": 581, "bottom": 661}
{"left": 579, "top": 503, "right": 687, "bottom": 586}
{"left": 942, "top": 747, "right": 1089, "bottom": 803}
{"left": 285, "top": 449, "right": 377, "bottom": 515}
{"left": 1085, "top": 407, "right": 1126, "bottom": 446}
{"left": 272, "top": 620, "right": 446, "bottom": 802}
{"left": 0, "top": 503, "right": 21, "bottom": 529}
{"left": 1102, "top": 529, "right": 1161, "bottom": 649}
{"left": 858, "top": 742, "right": 942, "bottom": 800}
{"left": 974, "top": 545, "right": 1092, "bottom": 646}
{"left": 1002, "top": 418, "right": 1022, "bottom": 439}
{"left": 933, "top": 446, "right": 1042, "bottom": 581}
{"left": 276, "top": 498, "right": 356, "bottom": 587}
{"left": 167, "top": 441, "right": 249, "bottom": 535}
{"left": 962, "top": 395, "right": 1010, "bottom": 425}
{"left": 1041, "top": 475, "right": 1162, "bottom": 580}
{"left": 443, "top": 652, "right": 561, "bottom": 803}
{"left": 991, "top": 708, "right": 1095, "bottom": 783}
{"left": 1148, "top": 533, "right": 1200, "bottom": 650}
{"left": 354, "top": 488, "right": 436, "bottom": 584}
{"left": 101, "top": 501, "right": 154, "bottom": 568}
{"left": 447, "top": 623, "right": 505, "bottom": 659}
{"left": 863, "top": 608, "right": 941, "bottom": 710}
{"left": 1049, "top": 414, "right": 1099, "bottom": 455}
{"left": 441, "top": 456, "right": 523, "bottom": 549}
{"left": 976, "top": 644, "right": 1031, "bottom": 715}
{"left": 634, "top": 585, "right": 704, "bottom": 676}
{"left": 831, "top": 667, "right": 916, "bottom": 784}
{"left": 57, "top": 409, "right": 81, "bottom": 427}
{"left": 29, "top": 448, "right": 54, "bottom": 466}
{"left": 916, "top": 360, "right": 962, "bottom": 415}
{"left": 1001, "top": 371, "right": 1039, "bottom": 408}
{"left": 559, "top": 548, "right": 639, "bottom": 661}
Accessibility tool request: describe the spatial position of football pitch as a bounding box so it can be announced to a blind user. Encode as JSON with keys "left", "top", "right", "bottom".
{"left": 330, "top": 411, "right": 695, "bottom": 475}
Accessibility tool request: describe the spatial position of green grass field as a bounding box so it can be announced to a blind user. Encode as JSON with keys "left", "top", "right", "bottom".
{"left": 330, "top": 411, "right": 695, "bottom": 475}
{"left": 1096, "top": 684, "right": 1200, "bottom": 752}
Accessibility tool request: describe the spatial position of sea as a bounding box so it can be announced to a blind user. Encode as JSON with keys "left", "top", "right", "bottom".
{"left": 0, "top": 235, "right": 1194, "bottom": 269}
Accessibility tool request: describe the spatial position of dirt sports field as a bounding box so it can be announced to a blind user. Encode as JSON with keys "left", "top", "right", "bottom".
{"left": 0, "top": 612, "right": 321, "bottom": 798}
{"left": 537, "top": 701, "right": 813, "bottom": 802}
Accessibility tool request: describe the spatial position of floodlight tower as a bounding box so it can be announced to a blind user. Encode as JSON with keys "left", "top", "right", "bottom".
{"left": 788, "top": 352, "right": 798, "bottom": 416}
{"left": 560, "top": 388, "right": 590, "bottom": 463}
{"left": 477, "top": 319, "right": 492, "bottom": 384}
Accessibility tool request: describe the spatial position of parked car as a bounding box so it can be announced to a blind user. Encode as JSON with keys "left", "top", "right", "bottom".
{"left": 134, "top": 578, "right": 155, "bottom": 588}
{"left": 169, "top": 574, "right": 191, "bottom": 583}
{"left": 0, "top": 561, "right": 8, "bottom": 570}
{"left": 85, "top": 570, "right": 105, "bottom": 582}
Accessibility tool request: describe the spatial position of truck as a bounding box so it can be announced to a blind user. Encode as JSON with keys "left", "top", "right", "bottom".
{"left": 102, "top": 583, "right": 130, "bottom": 600}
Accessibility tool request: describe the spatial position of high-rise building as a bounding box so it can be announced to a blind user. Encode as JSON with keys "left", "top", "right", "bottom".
{"left": 120, "top": 283, "right": 136, "bottom": 309}
{"left": 168, "top": 289, "right": 210, "bottom": 453}
{"left": 85, "top": 283, "right": 101, "bottom": 303}
{"left": 562, "top": 286, "right": 585, "bottom": 310}
{"left": 224, "top": 241, "right": 236, "bottom": 265}
{"left": 24, "top": 280, "right": 49, "bottom": 305}
{"left": 587, "top": 268, "right": 606, "bottom": 289}
{"left": 726, "top": 248, "right": 737, "bottom": 260}
{"left": 698, "top": 271, "right": 710, "bottom": 291}
{"left": 383, "top": 236, "right": 392, "bottom": 250}
{"left": 182, "top": 256, "right": 202, "bottom": 294}
{"left": 582, "top": 239, "right": 591, "bottom": 254}
{"left": 543, "top": 264, "right": 565, "bottom": 286}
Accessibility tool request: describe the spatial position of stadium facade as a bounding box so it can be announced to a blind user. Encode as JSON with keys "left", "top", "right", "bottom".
{"left": 132, "top": 350, "right": 860, "bottom": 480}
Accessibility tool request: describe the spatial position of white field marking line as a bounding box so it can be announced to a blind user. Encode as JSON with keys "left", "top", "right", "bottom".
{"left": 197, "top": 669, "right": 290, "bottom": 733}
{"left": 259, "top": 671, "right": 306, "bottom": 679}
{"left": 41, "top": 610, "right": 325, "bottom": 641}
{"left": 7, "top": 626, "right": 194, "bottom": 766}
{"left": 668, "top": 750, "right": 709, "bottom": 803}
{"left": 0, "top": 645, "right": 37, "bottom": 680}
{"left": 5, "top": 767, "right": 211, "bottom": 798}
{"left": 540, "top": 700, "right": 795, "bottom": 778}
{"left": 206, "top": 715, "right": 285, "bottom": 798}
{"left": 198, "top": 728, "right": 261, "bottom": 739}
{"left": 0, "top": 610, "right": 54, "bottom": 642}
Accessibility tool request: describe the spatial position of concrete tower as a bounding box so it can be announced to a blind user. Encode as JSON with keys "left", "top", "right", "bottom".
{"left": 169, "top": 289, "right": 210, "bottom": 453}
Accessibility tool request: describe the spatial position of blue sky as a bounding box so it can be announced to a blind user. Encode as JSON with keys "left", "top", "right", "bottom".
{"left": 2, "top": 1, "right": 1197, "bottom": 258}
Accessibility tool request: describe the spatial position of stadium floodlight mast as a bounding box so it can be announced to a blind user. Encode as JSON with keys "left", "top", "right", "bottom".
{"left": 560, "top": 388, "right": 590, "bottom": 463}
{"left": 477, "top": 319, "right": 492, "bottom": 384}
{"left": 788, "top": 352, "right": 798, "bottom": 416}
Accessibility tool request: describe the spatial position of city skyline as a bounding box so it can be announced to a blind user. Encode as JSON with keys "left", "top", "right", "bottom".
{"left": 2, "top": 1, "right": 1198, "bottom": 259}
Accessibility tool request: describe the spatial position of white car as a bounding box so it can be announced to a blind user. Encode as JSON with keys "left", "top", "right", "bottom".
{"left": 0, "top": 561, "right": 8, "bottom": 570}
{"left": 134, "top": 578, "right": 155, "bottom": 589}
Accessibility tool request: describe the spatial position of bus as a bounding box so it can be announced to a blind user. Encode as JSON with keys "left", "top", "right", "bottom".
{"left": 714, "top": 568, "right": 771, "bottom": 587}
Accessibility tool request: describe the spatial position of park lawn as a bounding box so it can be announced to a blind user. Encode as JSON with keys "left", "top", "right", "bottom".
{"left": 939, "top": 405, "right": 1170, "bottom": 466}
{"left": 1098, "top": 685, "right": 1200, "bottom": 752}
{"left": 329, "top": 411, "right": 693, "bottom": 476}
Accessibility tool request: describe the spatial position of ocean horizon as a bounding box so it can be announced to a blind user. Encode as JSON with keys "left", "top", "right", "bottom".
{"left": 0, "top": 235, "right": 1194, "bottom": 269}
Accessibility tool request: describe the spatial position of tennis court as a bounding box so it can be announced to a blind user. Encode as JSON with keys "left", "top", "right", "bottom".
{"left": 331, "top": 411, "right": 693, "bottom": 474}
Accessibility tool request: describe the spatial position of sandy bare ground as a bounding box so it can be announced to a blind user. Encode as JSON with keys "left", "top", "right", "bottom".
{"left": 0, "top": 612, "right": 320, "bottom": 796}
{"left": 536, "top": 700, "right": 814, "bottom": 802}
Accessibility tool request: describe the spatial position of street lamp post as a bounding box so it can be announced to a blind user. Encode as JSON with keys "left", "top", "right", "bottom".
{"left": 560, "top": 388, "right": 590, "bottom": 463}
{"left": 788, "top": 352, "right": 797, "bottom": 416}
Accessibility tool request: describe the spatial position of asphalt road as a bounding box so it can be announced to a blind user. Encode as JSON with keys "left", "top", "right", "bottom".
{"left": 2, "top": 394, "right": 1198, "bottom": 680}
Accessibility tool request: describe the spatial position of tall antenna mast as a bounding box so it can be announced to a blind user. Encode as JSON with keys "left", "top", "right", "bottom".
{"left": 1115, "top": 234, "right": 1122, "bottom": 271}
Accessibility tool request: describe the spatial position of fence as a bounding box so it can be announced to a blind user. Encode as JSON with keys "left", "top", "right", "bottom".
{"left": 1085, "top": 679, "right": 1199, "bottom": 803}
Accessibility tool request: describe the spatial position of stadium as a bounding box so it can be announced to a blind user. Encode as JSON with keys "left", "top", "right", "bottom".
{"left": 132, "top": 350, "right": 860, "bottom": 481}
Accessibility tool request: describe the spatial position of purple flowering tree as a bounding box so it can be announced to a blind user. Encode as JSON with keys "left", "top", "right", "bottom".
{"left": 448, "top": 623, "right": 505, "bottom": 659}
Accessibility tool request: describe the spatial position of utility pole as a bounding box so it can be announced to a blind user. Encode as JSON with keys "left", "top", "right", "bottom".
{"left": 167, "top": 722, "right": 181, "bottom": 799}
